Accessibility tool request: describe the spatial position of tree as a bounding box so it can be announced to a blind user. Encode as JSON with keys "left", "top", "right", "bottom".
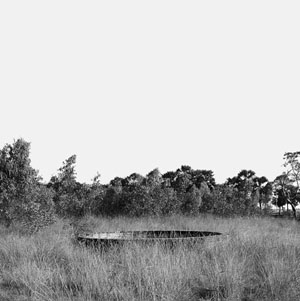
{"left": 181, "top": 185, "right": 202, "bottom": 214}
{"left": 0, "top": 139, "right": 37, "bottom": 225}
{"left": 57, "top": 154, "right": 77, "bottom": 191}
{"left": 88, "top": 172, "right": 105, "bottom": 215}
{"left": 101, "top": 186, "right": 122, "bottom": 216}
{"left": 226, "top": 170, "right": 258, "bottom": 209}
{"left": 0, "top": 139, "right": 55, "bottom": 229}
{"left": 273, "top": 187, "right": 287, "bottom": 213}
{"left": 123, "top": 173, "right": 145, "bottom": 186}
{"left": 173, "top": 171, "right": 192, "bottom": 193}
{"left": 227, "top": 170, "right": 256, "bottom": 192}
{"left": 162, "top": 171, "right": 177, "bottom": 188}
{"left": 191, "top": 169, "right": 216, "bottom": 190}
{"left": 109, "top": 177, "right": 124, "bottom": 193}
{"left": 252, "top": 176, "right": 269, "bottom": 210}
{"left": 273, "top": 173, "right": 298, "bottom": 217}
{"left": 283, "top": 152, "right": 300, "bottom": 189}
{"left": 270, "top": 152, "right": 300, "bottom": 217}
{"left": 200, "top": 184, "right": 234, "bottom": 216}
{"left": 201, "top": 183, "right": 259, "bottom": 216}
{"left": 121, "top": 183, "right": 153, "bottom": 216}
{"left": 150, "top": 186, "right": 179, "bottom": 215}
{"left": 146, "top": 168, "right": 162, "bottom": 188}
{"left": 48, "top": 155, "right": 85, "bottom": 217}
{"left": 163, "top": 166, "right": 216, "bottom": 192}
{"left": 259, "top": 182, "right": 273, "bottom": 211}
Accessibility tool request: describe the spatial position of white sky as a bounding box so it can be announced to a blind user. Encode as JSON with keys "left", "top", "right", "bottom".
{"left": 0, "top": 1, "right": 299, "bottom": 185}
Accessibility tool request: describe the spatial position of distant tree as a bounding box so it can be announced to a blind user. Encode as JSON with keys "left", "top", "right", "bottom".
{"left": 109, "top": 177, "right": 124, "bottom": 193}
{"left": 91, "top": 172, "right": 101, "bottom": 186}
{"left": 199, "top": 182, "right": 211, "bottom": 198}
{"left": 145, "top": 168, "right": 179, "bottom": 215}
{"left": 226, "top": 170, "right": 260, "bottom": 209}
{"left": 191, "top": 169, "right": 216, "bottom": 190}
{"left": 88, "top": 172, "right": 105, "bottom": 215}
{"left": 20, "top": 183, "right": 55, "bottom": 233}
{"left": 181, "top": 165, "right": 192, "bottom": 173}
{"left": 259, "top": 182, "right": 273, "bottom": 211}
{"left": 162, "top": 171, "right": 177, "bottom": 188}
{"left": 288, "top": 185, "right": 300, "bottom": 210}
{"left": 48, "top": 155, "right": 86, "bottom": 217}
{"left": 123, "top": 173, "right": 145, "bottom": 186}
{"left": 57, "top": 154, "right": 77, "bottom": 190}
{"left": 121, "top": 183, "right": 152, "bottom": 216}
{"left": 146, "top": 168, "right": 162, "bottom": 188}
{"left": 252, "top": 176, "right": 269, "bottom": 210}
{"left": 173, "top": 171, "right": 192, "bottom": 193}
{"left": 48, "top": 155, "right": 77, "bottom": 192}
{"left": 283, "top": 152, "right": 300, "bottom": 189}
{"left": 170, "top": 166, "right": 216, "bottom": 191}
{"left": 273, "top": 188, "right": 287, "bottom": 213}
{"left": 227, "top": 170, "right": 256, "bottom": 191}
{"left": 150, "top": 186, "right": 179, "bottom": 215}
{"left": 101, "top": 186, "right": 123, "bottom": 216}
{"left": 161, "top": 166, "right": 216, "bottom": 214}
{"left": 272, "top": 152, "right": 300, "bottom": 217}
{"left": 202, "top": 183, "right": 259, "bottom": 216}
{"left": 181, "top": 185, "right": 202, "bottom": 214}
{"left": 273, "top": 173, "right": 299, "bottom": 217}
{"left": 200, "top": 185, "right": 235, "bottom": 216}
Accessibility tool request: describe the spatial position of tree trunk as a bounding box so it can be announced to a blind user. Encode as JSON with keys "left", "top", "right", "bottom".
{"left": 287, "top": 199, "right": 296, "bottom": 218}
{"left": 282, "top": 187, "right": 296, "bottom": 218}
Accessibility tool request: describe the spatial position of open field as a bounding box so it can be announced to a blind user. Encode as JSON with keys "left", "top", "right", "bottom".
{"left": 1, "top": 215, "right": 300, "bottom": 301}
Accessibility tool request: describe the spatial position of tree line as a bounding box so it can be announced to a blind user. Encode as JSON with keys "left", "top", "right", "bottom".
{"left": 1, "top": 139, "right": 300, "bottom": 232}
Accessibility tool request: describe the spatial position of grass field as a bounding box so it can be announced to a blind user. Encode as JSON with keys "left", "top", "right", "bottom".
{"left": 1, "top": 214, "right": 300, "bottom": 301}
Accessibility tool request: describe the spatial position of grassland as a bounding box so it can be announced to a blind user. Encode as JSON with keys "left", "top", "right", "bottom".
{"left": 1, "top": 214, "right": 300, "bottom": 301}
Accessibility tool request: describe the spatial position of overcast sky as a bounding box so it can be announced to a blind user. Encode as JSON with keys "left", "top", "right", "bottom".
{"left": 0, "top": 1, "right": 299, "bottom": 184}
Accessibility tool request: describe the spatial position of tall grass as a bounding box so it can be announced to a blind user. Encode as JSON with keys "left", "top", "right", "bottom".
{"left": 1, "top": 215, "right": 300, "bottom": 300}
